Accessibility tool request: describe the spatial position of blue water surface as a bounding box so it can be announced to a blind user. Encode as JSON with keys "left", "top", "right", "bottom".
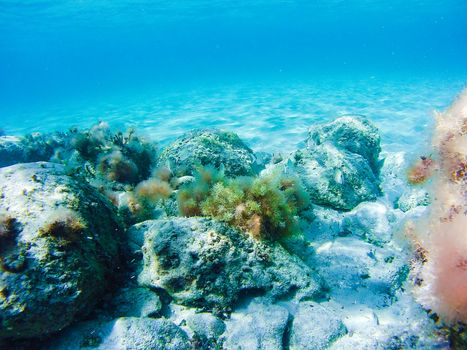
{"left": 0, "top": 0, "right": 466, "bottom": 153}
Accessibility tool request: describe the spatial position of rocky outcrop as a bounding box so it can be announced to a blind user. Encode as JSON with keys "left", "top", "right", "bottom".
{"left": 0, "top": 162, "right": 123, "bottom": 339}
{"left": 157, "top": 129, "right": 258, "bottom": 177}
{"left": 223, "top": 303, "right": 290, "bottom": 350}
{"left": 136, "top": 218, "right": 322, "bottom": 312}
{"left": 290, "top": 302, "right": 347, "bottom": 350}
{"left": 0, "top": 133, "right": 63, "bottom": 168}
{"left": 307, "top": 116, "right": 381, "bottom": 173}
{"left": 47, "top": 317, "right": 191, "bottom": 350}
{"left": 265, "top": 116, "right": 382, "bottom": 211}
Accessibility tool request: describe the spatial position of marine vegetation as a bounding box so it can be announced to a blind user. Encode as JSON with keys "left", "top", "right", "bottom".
{"left": 55, "top": 122, "right": 157, "bottom": 186}
{"left": 410, "top": 89, "right": 467, "bottom": 324}
{"left": 39, "top": 209, "right": 87, "bottom": 246}
{"left": 407, "top": 155, "right": 435, "bottom": 185}
{"left": 0, "top": 213, "right": 25, "bottom": 273}
{"left": 177, "top": 165, "right": 310, "bottom": 240}
{"left": 116, "top": 166, "right": 174, "bottom": 223}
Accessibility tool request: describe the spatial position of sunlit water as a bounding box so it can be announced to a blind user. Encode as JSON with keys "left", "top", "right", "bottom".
{"left": 1, "top": 1, "right": 466, "bottom": 155}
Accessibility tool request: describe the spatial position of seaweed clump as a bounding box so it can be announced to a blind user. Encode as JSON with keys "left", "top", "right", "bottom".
{"left": 55, "top": 122, "right": 157, "bottom": 186}
{"left": 0, "top": 214, "right": 26, "bottom": 273}
{"left": 117, "top": 167, "right": 174, "bottom": 223}
{"left": 177, "top": 166, "right": 310, "bottom": 240}
{"left": 39, "top": 209, "right": 87, "bottom": 246}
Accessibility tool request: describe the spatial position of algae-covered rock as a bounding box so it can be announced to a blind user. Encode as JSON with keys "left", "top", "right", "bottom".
{"left": 265, "top": 116, "right": 382, "bottom": 210}
{"left": 224, "top": 303, "right": 290, "bottom": 350}
{"left": 292, "top": 144, "right": 381, "bottom": 210}
{"left": 137, "top": 218, "right": 322, "bottom": 312}
{"left": 290, "top": 302, "right": 347, "bottom": 350}
{"left": 47, "top": 317, "right": 191, "bottom": 350}
{"left": 0, "top": 162, "right": 122, "bottom": 339}
{"left": 0, "top": 133, "right": 64, "bottom": 168}
{"left": 396, "top": 188, "right": 430, "bottom": 212}
{"left": 307, "top": 115, "right": 381, "bottom": 173}
{"left": 186, "top": 312, "right": 226, "bottom": 340}
{"left": 158, "top": 129, "right": 257, "bottom": 177}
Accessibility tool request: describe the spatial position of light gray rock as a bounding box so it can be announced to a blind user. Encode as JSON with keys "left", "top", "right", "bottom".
{"left": 48, "top": 317, "right": 191, "bottom": 350}
{"left": 158, "top": 129, "right": 258, "bottom": 177}
{"left": 292, "top": 143, "right": 380, "bottom": 210}
{"left": 137, "top": 218, "right": 322, "bottom": 312}
{"left": 311, "top": 237, "right": 409, "bottom": 307}
{"left": 290, "top": 302, "right": 347, "bottom": 350}
{"left": 224, "top": 303, "right": 290, "bottom": 350}
{"left": 264, "top": 116, "right": 382, "bottom": 211}
{"left": 307, "top": 115, "right": 381, "bottom": 173}
{"left": 265, "top": 116, "right": 383, "bottom": 211}
{"left": 187, "top": 312, "right": 226, "bottom": 339}
{"left": 341, "top": 201, "right": 395, "bottom": 244}
{"left": 0, "top": 162, "right": 123, "bottom": 339}
{"left": 396, "top": 189, "right": 430, "bottom": 212}
{"left": 106, "top": 286, "right": 162, "bottom": 318}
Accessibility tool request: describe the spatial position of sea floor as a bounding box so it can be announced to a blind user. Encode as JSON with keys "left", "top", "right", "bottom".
{"left": 2, "top": 77, "right": 465, "bottom": 155}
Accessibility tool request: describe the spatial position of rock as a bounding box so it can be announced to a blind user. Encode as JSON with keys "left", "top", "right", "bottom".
{"left": 269, "top": 143, "right": 381, "bottom": 210}
{"left": 329, "top": 293, "right": 447, "bottom": 350}
{"left": 341, "top": 201, "right": 394, "bottom": 244}
{"left": 307, "top": 115, "right": 381, "bottom": 173}
{"left": 224, "top": 303, "right": 290, "bottom": 350}
{"left": 396, "top": 189, "right": 430, "bottom": 212}
{"left": 106, "top": 286, "right": 162, "bottom": 318}
{"left": 290, "top": 302, "right": 347, "bottom": 350}
{"left": 47, "top": 317, "right": 191, "bottom": 350}
{"left": 0, "top": 162, "right": 122, "bottom": 339}
{"left": 306, "top": 202, "right": 396, "bottom": 245}
{"left": 264, "top": 116, "right": 382, "bottom": 211}
{"left": 186, "top": 312, "right": 226, "bottom": 339}
{"left": 311, "top": 237, "right": 409, "bottom": 307}
{"left": 0, "top": 133, "right": 63, "bottom": 168}
{"left": 157, "top": 129, "right": 257, "bottom": 177}
{"left": 137, "top": 218, "right": 322, "bottom": 312}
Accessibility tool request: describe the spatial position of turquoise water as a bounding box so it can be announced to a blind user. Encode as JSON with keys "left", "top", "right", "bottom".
{"left": 1, "top": 1, "right": 466, "bottom": 150}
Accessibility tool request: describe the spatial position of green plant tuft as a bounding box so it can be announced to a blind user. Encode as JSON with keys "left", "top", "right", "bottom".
{"left": 177, "top": 166, "right": 310, "bottom": 241}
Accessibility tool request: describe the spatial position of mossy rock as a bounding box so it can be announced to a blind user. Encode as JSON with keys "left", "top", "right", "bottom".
{"left": 158, "top": 129, "right": 258, "bottom": 177}
{"left": 0, "top": 162, "right": 123, "bottom": 339}
{"left": 136, "top": 217, "right": 322, "bottom": 313}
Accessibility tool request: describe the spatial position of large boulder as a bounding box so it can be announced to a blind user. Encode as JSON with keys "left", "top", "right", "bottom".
{"left": 307, "top": 115, "right": 381, "bottom": 173}
{"left": 157, "top": 129, "right": 258, "bottom": 177}
{"left": 265, "top": 116, "right": 382, "bottom": 210}
{"left": 0, "top": 162, "right": 123, "bottom": 339}
{"left": 47, "top": 317, "right": 191, "bottom": 350}
{"left": 292, "top": 144, "right": 381, "bottom": 210}
{"left": 136, "top": 218, "right": 322, "bottom": 312}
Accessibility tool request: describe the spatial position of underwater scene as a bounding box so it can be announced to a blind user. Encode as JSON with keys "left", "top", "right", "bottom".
{"left": 0, "top": 1, "right": 466, "bottom": 349}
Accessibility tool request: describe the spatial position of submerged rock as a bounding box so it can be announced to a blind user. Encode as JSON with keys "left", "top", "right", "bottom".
{"left": 223, "top": 303, "right": 290, "bottom": 350}
{"left": 292, "top": 144, "right": 381, "bottom": 210}
{"left": 158, "top": 129, "right": 257, "bottom": 177}
{"left": 0, "top": 133, "right": 64, "bottom": 168}
{"left": 396, "top": 188, "right": 430, "bottom": 212}
{"left": 47, "top": 317, "right": 191, "bottom": 350}
{"left": 311, "top": 237, "right": 409, "bottom": 307}
{"left": 290, "top": 302, "right": 347, "bottom": 350}
{"left": 0, "top": 162, "right": 122, "bottom": 339}
{"left": 307, "top": 115, "right": 382, "bottom": 173}
{"left": 265, "top": 116, "right": 382, "bottom": 211}
{"left": 136, "top": 218, "right": 322, "bottom": 312}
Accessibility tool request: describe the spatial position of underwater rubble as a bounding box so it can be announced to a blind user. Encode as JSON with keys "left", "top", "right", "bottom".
{"left": 0, "top": 104, "right": 465, "bottom": 349}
